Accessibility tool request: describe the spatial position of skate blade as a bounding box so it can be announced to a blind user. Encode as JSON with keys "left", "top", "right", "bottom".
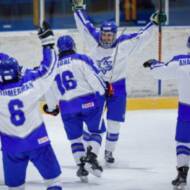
{"left": 85, "top": 163, "right": 102, "bottom": 177}
{"left": 79, "top": 176, "right": 88, "bottom": 183}
{"left": 105, "top": 161, "right": 114, "bottom": 168}
{"left": 173, "top": 183, "right": 187, "bottom": 190}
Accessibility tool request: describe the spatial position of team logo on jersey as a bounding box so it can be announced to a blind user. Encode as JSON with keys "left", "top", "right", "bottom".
{"left": 97, "top": 56, "right": 112, "bottom": 74}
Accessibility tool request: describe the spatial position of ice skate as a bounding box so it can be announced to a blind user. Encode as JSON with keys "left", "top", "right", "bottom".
{"left": 84, "top": 146, "right": 103, "bottom": 177}
{"left": 172, "top": 166, "right": 189, "bottom": 190}
{"left": 76, "top": 157, "right": 89, "bottom": 183}
{"left": 105, "top": 150, "right": 115, "bottom": 166}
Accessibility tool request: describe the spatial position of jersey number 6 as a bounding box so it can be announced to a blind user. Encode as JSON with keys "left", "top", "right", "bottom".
{"left": 55, "top": 70, "right": 77, "bottom": 95}
{"left": 8, "top": 99, "right": 26, "bottom": 126}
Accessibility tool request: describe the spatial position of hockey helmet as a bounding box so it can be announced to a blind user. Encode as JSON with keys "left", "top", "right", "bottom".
{"left": 100, "top": 21, "right": 118, "bottom": 48}
{"left": 57, "top": 35, "right": 76, "bottom": 52}
{"left": 0, "top": 53, "right": 21, "bottom": 84}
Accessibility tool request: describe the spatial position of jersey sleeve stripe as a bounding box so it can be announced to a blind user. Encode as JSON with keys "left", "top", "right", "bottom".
{"left": 75, "top": 10, "right": 99, "bottom": 43}
{"left": 113, "top": 22, "right": 154, "bottom": 47}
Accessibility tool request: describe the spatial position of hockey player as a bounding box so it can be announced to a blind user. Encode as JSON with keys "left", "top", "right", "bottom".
{"left": 43, "top": 35, "right": 106, "bottom": 182}
{"left": 143, "top": 36, "right": 190, "bottom": 190}
{"left": 0, "top": 22, "right": 62, "bottom": 190}
{"left": 71, "top": 0, "right": 167, "bottom": 164}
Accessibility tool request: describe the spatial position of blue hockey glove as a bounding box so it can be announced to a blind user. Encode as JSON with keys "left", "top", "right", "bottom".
{"left": 38, "top": 21, "right": 55, "bottom": 48}
{"left": 150, "top": 11, "right": 167, "bottom": 25}
{"left": 71, "top": 0, "right": 86, "bottom": 11}
{"left": 43, "top": 104, "right": 59, "bottom": 116}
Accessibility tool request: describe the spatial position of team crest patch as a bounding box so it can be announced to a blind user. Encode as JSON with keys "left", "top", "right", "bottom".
{"left": 82, "top": 102, "right": 95, "bottom": 109}
{"left": 97, "top": 56, "right": 112, "bottom": 74}
{"left": 38, "top": 136, "right": 49, "bottom": 144}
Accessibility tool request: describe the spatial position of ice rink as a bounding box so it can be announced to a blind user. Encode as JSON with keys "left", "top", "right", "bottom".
{"left": 0, "top": 109, "right": 184, "bottom": 190}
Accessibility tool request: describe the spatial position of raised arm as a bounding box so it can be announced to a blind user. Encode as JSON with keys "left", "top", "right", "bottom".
{"left": 117, "top": 11, "right": 166, "bottom": 56}
{"left": 72, "top": 1, "right": 99, "bottom": 47}
{"left": 24, "top": 22, "right": 58, "bottom": 97}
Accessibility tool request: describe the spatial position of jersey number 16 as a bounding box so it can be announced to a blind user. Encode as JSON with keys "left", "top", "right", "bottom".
{"left": 55, "top": 70, "right": 77, "bottom": 95}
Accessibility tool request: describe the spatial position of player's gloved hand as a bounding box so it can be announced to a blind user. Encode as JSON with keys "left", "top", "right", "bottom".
{"left": 38, "top": 21, "right": 55, "bottom": 48}
{"left": 105, "top": 82, "right": 114, "bottom": 97}
{"left": 43, "top": 104, "right": 59, "bottom": 116}
{"left": 71, "top": 0, "right": 86, "bottom": 11}
{"left": 150, "top": 11, "right": 167, "bottom": 25}
{"left": 143, "top": 59, "right": 158, "bottom": 68}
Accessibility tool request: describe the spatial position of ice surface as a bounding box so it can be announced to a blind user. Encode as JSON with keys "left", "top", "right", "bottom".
{"left": 0, "top": 109, "right": 186, "bottom": 190}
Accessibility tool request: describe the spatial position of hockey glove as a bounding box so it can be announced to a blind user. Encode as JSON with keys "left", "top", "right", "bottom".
{"left": 71, "top": 0, "right": 86, "bottom": 11}
{"left": 105, "top": 82, "right": 114, "bottom": 97}
{"left": 143, "top": 59, "right": 158, "bottom": 68}
{"left": 150, "top": 11, "right": 167, "bottom": 25}
{"left": 43, "top": 104, "right": 59, "bottom": 116}
{"left": 38, "top": 21, "right": 55, "bottom": 48}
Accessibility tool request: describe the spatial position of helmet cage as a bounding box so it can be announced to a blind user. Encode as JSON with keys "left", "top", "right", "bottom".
{"left": 99, "top": 21, "right": 117, "bottom": 48}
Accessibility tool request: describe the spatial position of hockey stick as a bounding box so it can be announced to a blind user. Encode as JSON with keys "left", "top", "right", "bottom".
{"left": 109, "top": 26, "right": 128, "bottom": 84}
{"left": 158, "top": 0, "right": 163, "bottom": 95}
{"left": 158, "top": 0, "right": 162, "bottom": 62}
{"left": 33, "top": 0, "right": 45, "bottom": 27}
{"left": 39, "top": 0, "right": 45, "bottom": 27}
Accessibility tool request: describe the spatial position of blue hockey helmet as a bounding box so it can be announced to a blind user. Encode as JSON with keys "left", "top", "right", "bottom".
{"left": 100, "top": 21, "right": 118, "bottom": 33}
{"left": 187, "top": 36, "right": 190, "bottom": 48}
{"left": 99, "top": 21, "right": 118, "bottom": 48}
{"left": 0, "top": 53, "right": 21, "bottom": 84}
{"left": 57, "top": 35, "right": 76, "bottom": 52}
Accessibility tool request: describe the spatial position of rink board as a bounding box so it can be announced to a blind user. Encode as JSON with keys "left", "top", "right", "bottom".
{"left": 41, "top": 97, "right": 178, "bottom": 112}
{"left": 0, "top": 27, "right": 189, "bottom": 97}
{"left": 127, "top": 96, "right": 178, "bottom": 110}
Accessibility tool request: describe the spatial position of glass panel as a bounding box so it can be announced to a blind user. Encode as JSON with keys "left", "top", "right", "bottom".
{"left": 45, "top": 0, "right": 115, "bottom": 29}
{"left": 0, "top": 0, "right": 33, "bottom": 31}
{"left": 45, "top": 0, "right": 74, "bottom": 29}
{"left": 169, "top": 0, "right": 190, "bottom": 26}
{"left": 2, "top": 0, "right": 190, "bottom": 30}
{"left": 86, "top": 0, "right": 115, "bottom": 26}
{"left": 120, "top": 0, "right": 157, "bottom": 26}
{"left": 0, "top": 0, "right": 115, "bottom": 31}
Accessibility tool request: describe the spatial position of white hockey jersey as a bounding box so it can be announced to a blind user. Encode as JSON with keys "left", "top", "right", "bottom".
{"left": 149, "top": 54, "right": 190, "bottom": 121}
{"left": 0, "top": 47, "right": 57, "bottom": 153}
{"left": 45, "top": 53, "right": 105, "bottom": 114}
{"left": 74, "top": 9, "right": 156, "bottom": 95}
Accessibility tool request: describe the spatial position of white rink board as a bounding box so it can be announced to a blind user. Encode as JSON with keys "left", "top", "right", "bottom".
{"left": 0, "top": 26, "right": 189, "bottom": 97}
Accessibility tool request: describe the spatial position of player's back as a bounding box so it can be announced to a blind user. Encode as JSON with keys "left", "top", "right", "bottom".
{"left": 175, "top": 55, "right": 190, "bottom": 104}
{"left": 169, "top": 54, "right": 190, "bottom": 122}
{"left": 52, "top": 53, "right": 105, "bottom": 114}
{"left": 0, "top": 47, "right": 57, "bottom": 140}
{"left": 0, "top": 75, "right": 45, "bottom": 139}
{"left": 53, "top": 53, "right": 104, "bottom": 100}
